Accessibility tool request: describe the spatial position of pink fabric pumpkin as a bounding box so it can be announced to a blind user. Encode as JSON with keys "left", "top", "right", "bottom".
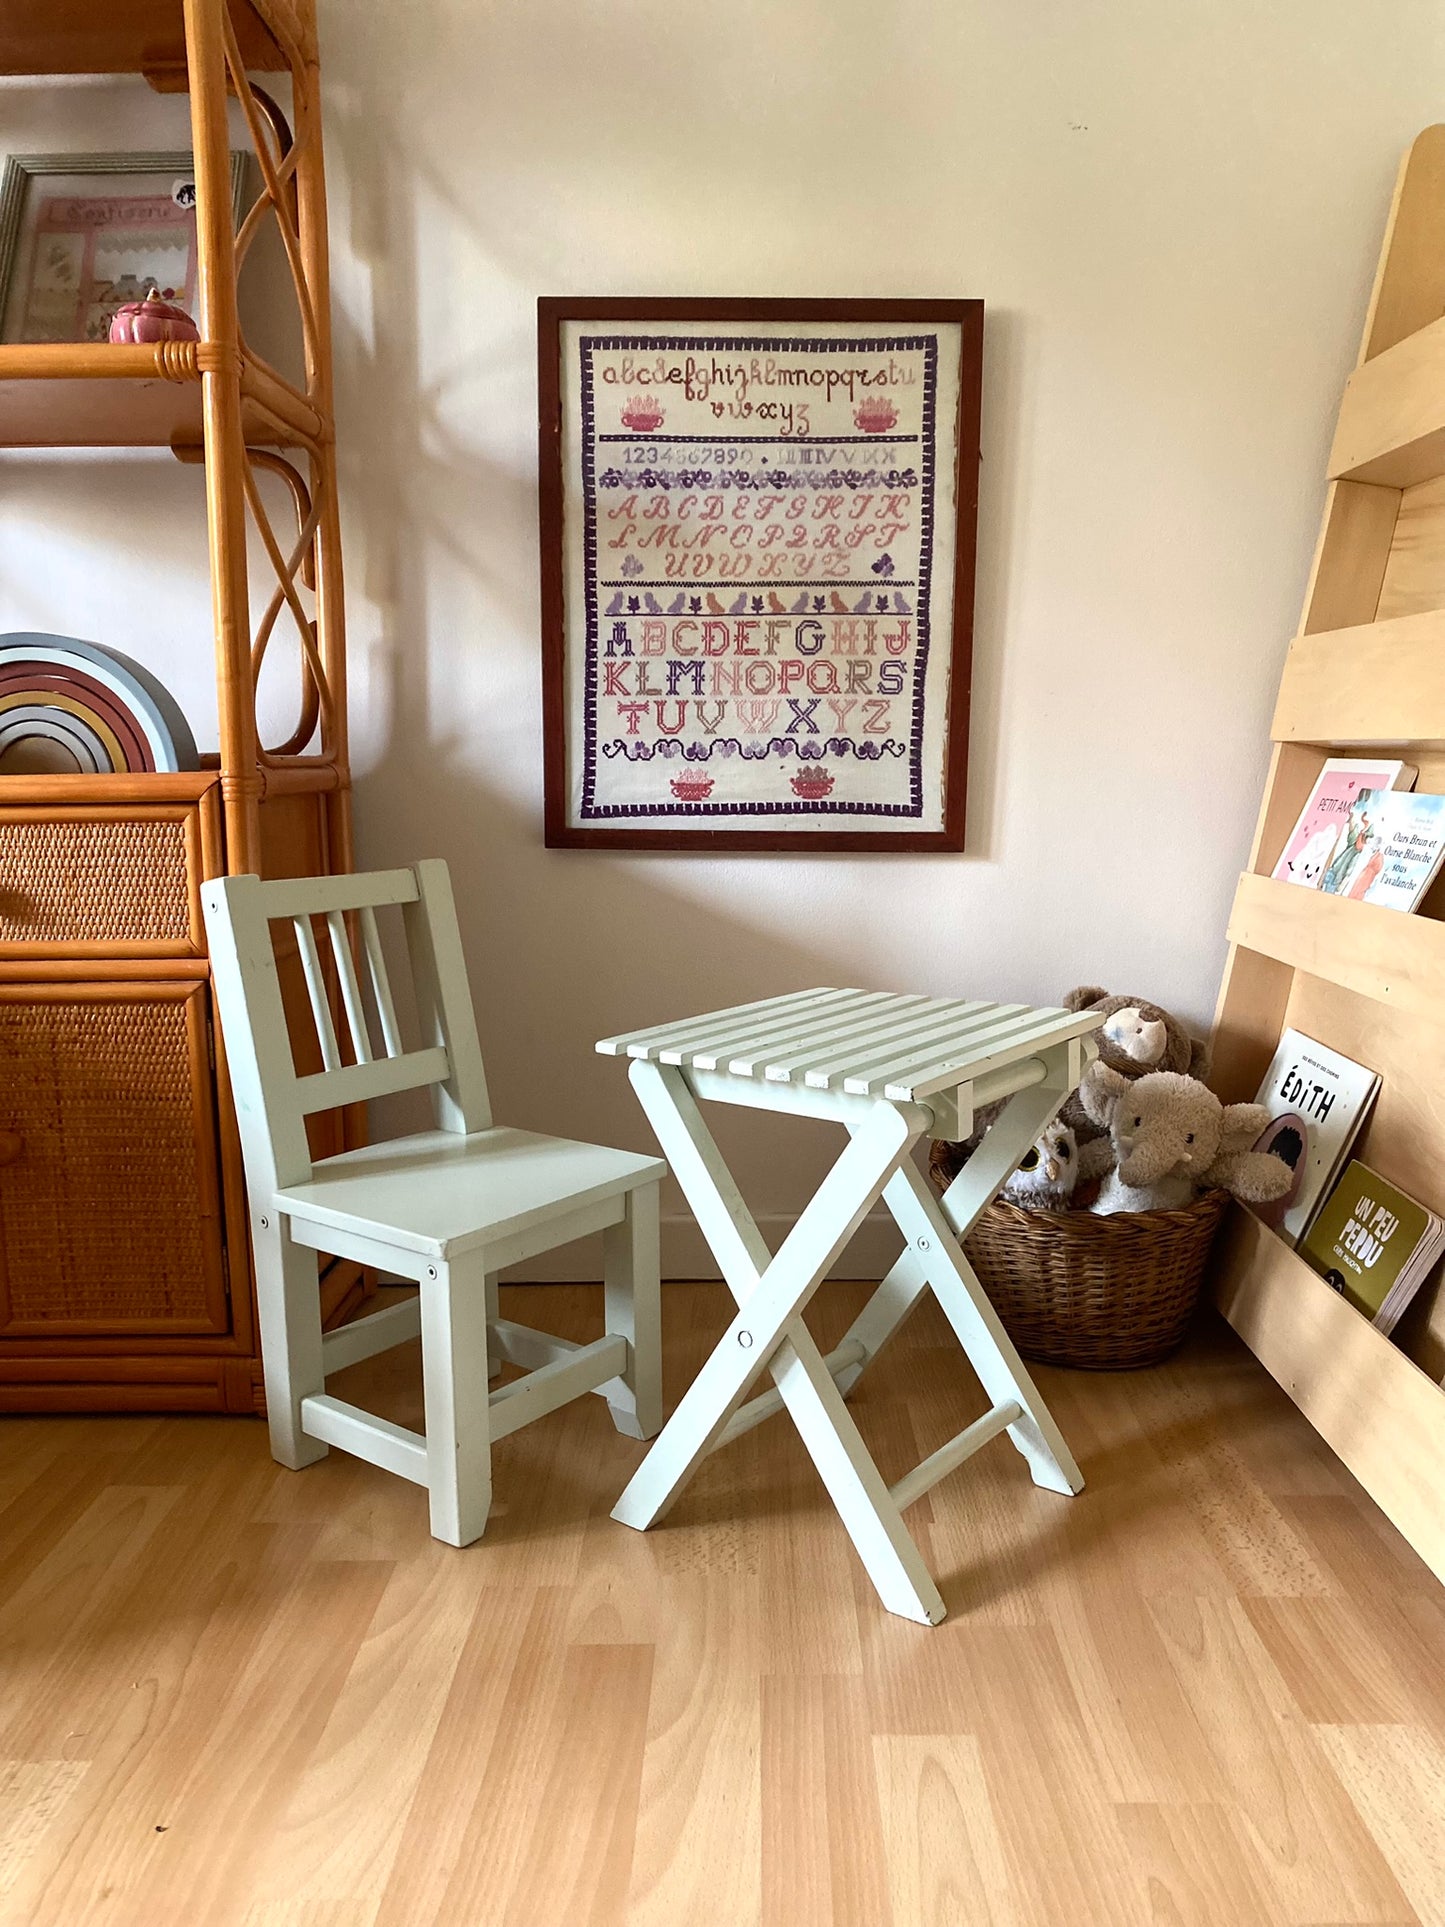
{"left": 108, "top": 288, "right": 200, "bottom": 345}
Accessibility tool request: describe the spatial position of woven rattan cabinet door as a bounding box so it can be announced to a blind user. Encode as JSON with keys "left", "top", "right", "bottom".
{"left": 0, "top": 801, "right": 218, "bottom": 957}
{"left": 0, "top": 982, "right": 230, "bottom": 1336}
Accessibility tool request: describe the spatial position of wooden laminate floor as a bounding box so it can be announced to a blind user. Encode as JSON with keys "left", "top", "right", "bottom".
{"left": 1, "top": 1283, "right": 1443, "bottom": 1927}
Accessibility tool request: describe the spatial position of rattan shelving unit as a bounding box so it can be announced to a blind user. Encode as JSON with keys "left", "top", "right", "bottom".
{"left": 1210, "top": 125, "right": 1445, "bottom": 1584}
{"left": 0, "top": 0, "right": 356, "bottom": 1413}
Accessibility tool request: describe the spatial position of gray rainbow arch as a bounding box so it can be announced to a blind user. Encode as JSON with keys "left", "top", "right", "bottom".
{"left": 0, "top": 633, "right": 198, "bottom": 773}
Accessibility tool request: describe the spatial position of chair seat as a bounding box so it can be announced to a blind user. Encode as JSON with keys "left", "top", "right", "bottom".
{"left": 274, "top": 1126, "right": 665, "bottom": 1262}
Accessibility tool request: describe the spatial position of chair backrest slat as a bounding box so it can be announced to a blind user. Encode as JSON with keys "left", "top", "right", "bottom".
{"left": 293, "top": 915, "right": 342, "bottom": 1071}
{"left": 295, "top": 1045, "right": 451, "bottom": 1115}
{"left": 260, "top": 868, "right": 420, "bottom": 918}
{"left": 202, "top": 860, "right": 492, "bottom": 1198}
{"left": 359, "top": 905, "right": 402, "bottom": 1056}
{"left": 326, "top": 911, "right": 373, "bottom": 1065}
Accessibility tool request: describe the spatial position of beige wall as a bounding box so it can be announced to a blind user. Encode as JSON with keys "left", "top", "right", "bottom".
{"left": 4, "top": 7, "right": 1443, "bottom": 1272}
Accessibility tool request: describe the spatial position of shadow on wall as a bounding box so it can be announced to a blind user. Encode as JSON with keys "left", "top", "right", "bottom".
{"left": 315, "top": 4, "right": 1040, "bottom": 1264}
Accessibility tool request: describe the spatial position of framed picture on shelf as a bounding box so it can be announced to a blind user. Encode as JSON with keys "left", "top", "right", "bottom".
{"left": 538, "top": 297, "right": 983, "bottom": 851}
{"left": 0, "top": 150, "right": 251, "bottom": 345}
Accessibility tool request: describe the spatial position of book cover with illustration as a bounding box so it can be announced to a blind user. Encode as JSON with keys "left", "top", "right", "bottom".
{"left": 1252, "top": 1029, "right": 1380, "bottom": 1246}
{"left": 1271, "top": 758, "right": 1416, "bottom": 889}
{"left": 1318, "top": 789, "right": 1445, "bottom": 913}
{"left": 1300, "top": 1160, "right": 1445, "bottom": 1333}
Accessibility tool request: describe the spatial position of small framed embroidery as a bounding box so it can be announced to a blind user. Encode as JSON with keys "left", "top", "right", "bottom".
{"left": 0, "top": 151, "right": 251, "bottom": 344}
{"left": 538, "top": 297, "right": 982, "bottom": 851}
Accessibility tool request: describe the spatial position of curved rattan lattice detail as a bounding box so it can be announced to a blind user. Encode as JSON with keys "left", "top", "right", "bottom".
{"left": 223, "top": 13, "right": 320, "bottom": 395}
{"left": 242, "top": 450, "right": 331, "bottom": 759}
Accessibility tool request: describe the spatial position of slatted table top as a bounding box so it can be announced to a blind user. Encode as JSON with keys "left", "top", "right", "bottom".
{"left": 596, "top": 989, "right": 1103, "bottom": 1105}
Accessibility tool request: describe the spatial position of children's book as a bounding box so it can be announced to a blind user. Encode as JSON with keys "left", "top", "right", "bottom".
{"left": 1251, "top": 1029, "right": 1380, "bottom": 1246}
{"left": 1271, "top": 758, "right": 1416, "bottom": 889}
{"left": 1300, "top": 1160, "right": 1445, "bottom": 1334}
{"left": 1318, "top": 789, "right": 1445, "bottom": 912}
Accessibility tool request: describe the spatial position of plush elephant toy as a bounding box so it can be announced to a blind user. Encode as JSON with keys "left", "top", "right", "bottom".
{"left": 1084, "top": 1066, "right": 1293, "bottom": 1216}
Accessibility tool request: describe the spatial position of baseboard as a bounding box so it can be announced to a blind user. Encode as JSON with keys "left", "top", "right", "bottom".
{"left": 503, "top": 1212, "right": 901, "bottom": 1283}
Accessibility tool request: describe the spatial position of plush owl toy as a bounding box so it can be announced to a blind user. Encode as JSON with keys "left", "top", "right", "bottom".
{"left": 1001, "top": 1120, "right": 1080, "bottom": 1211}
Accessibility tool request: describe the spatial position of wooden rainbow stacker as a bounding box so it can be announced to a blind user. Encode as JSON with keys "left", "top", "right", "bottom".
{"left": 597, "top": 988, "right": 1104, "bottom": 1624}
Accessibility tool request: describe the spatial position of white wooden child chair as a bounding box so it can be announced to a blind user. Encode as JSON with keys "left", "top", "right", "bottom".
{"left": 201, "top": 860, "right": 665, "bottom": 1545}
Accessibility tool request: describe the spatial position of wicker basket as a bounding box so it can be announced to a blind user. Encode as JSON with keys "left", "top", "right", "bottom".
{"left": 931, "top": 1140, "right": 1228, "bottom": 1368}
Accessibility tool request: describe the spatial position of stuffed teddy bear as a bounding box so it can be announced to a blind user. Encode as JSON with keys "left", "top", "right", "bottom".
{"left": 1000, "top": 1120, "right": 1079, "bottom": 1211}
{"left": 1060, "top": 985, "right": 1211, "bottom": 1178}
{"left": 1084, "top": 1066, "right": 1292, "bottom": 1215}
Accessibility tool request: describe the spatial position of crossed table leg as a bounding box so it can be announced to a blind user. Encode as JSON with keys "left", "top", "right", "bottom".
{"left": 611, "top": 1055, "right": 1084, "bottom": 1625}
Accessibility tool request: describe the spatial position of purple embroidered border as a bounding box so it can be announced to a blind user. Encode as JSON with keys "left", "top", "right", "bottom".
{"left": 577, "top": 333, "right": 941, "bottom": 821}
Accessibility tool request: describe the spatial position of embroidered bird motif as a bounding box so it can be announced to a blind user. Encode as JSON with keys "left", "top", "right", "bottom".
{"left": 706, "top": 592, "right": 726, "bottom": 614}
{"left": 769, "top": 592, "right": 788, "bottom": 614}
{"left": 829, "top": 591, "right": 851, "bottom": 614}
{"left": 666, "top": 592, "right": 686, "bottom": 614}
{"left": 728, "top": 592, "right": 749, "bottom": 614}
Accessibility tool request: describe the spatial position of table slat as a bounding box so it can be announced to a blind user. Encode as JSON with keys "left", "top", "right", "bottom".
{"left": 713, "top": 991, "right": 922, "bottom": 1075}
{"left": 596, "top": 987, "right": 841, "bottom": 1060}
{"left": 805, "top": 1002, "right": 1032, "bottom": 1094}
{"left": 756, "top": 993, "right": 943, "bottom": 1079}
{"left": 868, "top": 1008, "right": 1102, "bottom": 1100}
{"left": 662, "top": 989, "right": 883, "bottom": 1069}
{"left": 845, "top": 1005, "right": 1076, "bottom": 1097}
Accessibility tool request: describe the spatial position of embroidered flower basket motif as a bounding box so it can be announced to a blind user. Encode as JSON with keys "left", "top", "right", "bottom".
{"left": 670, "top": 772, "right": 714, "bottom": 801}
{"left": 621, "top": 396, "right": 666, "bottom": 432}
{"left": 854, "top": 396, "right": 899, "bottom": 433}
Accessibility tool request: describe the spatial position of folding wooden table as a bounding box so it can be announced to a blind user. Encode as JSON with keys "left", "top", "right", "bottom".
{"left": 597, "top": 988, "right": 1104, "bottom": 1624}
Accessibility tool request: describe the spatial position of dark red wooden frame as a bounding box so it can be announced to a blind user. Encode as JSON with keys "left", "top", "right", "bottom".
{"left": 538, "top": 296, "right": 983, "bottom": 852}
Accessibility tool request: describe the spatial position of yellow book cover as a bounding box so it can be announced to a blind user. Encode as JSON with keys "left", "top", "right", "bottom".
{"left": 1299, "top": 1161, "right": 1434, "bottom": 1322}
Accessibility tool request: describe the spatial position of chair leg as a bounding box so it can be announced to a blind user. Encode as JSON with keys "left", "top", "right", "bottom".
{"left": 419, "top": 1251, "right": 493, "bottom": 1546}
{"left": 485, "top": 1269, "right": 502, "bottom": 1382}
{"left": 602, "top": 1181, "right": 663, "bottom": 1441}
{"left": 252, "top": 1214, "right": 328, "bottom": 1470}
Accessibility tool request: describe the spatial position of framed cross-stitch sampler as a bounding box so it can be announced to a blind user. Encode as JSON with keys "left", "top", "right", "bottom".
{"left": 538, "top": 297, "right": 983, "bottom": 851}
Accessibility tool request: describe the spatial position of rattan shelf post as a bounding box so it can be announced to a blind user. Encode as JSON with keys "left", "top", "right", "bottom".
{"left": 186, "top": 0, "right": 262, "bottom": 872}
